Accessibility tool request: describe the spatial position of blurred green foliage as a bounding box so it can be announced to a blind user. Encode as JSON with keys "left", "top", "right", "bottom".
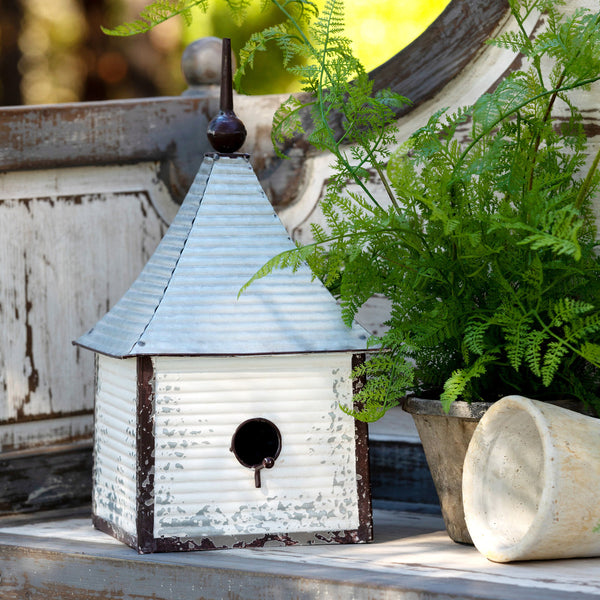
{"left": 181, "top": 0, "right": 451, "bottom": 94}
{"left": 183, "top": 1, "right": 303, "bottom": 94}
{"left": 1, "top": 0, "right": 450, "bottom": 104}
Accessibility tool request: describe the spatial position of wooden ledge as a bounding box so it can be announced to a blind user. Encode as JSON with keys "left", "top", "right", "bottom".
{"left": 0, "top": 509, "right": 598, "bottom": 600}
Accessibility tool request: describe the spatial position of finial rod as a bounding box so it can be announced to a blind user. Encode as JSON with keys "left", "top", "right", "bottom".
{"left": 206, "top": 38, "right": 247, "bottom": 154}
{"left": 220, "top": 37, "right": 234, "bottom": 112}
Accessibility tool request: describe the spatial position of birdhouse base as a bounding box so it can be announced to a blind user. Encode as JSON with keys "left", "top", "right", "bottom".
{"left": 91, "top": 353, "right": 372, "bottom": 554}
{"left": 93, "top": 513, "right": 370, "bottom": 553}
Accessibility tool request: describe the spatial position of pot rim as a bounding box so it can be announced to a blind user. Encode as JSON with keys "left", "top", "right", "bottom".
{"left": 402, "top": 396, "right": 491, "bottom": 420}
{"left": 402, "top": 395, "right": 592, "bottom": 420}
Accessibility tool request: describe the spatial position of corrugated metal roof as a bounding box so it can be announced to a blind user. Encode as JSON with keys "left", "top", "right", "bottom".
{"left": 75, "top": 154, "right": 370, "bottom": 357}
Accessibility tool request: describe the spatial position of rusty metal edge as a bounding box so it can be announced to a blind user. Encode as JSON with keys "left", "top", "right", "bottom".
{"left": 94, "top": 517, "right": 368, "bottom": 554}
{"left": 93, "top": 514, "right": 137, "bottom": 550}
{"left": 136, "top": 356, "right": 156, "bottom": 554}
{"left": 150, "top": 528, "right": 366, "bottom": 553}
{"left": 353, "top": 352, "right": 374, "bottom": 543}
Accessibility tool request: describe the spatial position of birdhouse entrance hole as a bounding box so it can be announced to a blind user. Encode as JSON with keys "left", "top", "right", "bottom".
{"left": 231, "top": 418, "right": 282, "bottom": 488}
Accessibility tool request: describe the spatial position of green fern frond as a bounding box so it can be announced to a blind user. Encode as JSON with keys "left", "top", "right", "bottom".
{"left": 488, "top": 30, "right": 533, "bottom": 54}
{"left": 464, "top": 317, "right": 492, "bottom": 355}
{"left": 235, "top": 23, "right": 305, "bottom": 91}
{"left": 519, "top": 230, "right": 581, "bottom": 259}
{"left": 506, "top": 314, "right": 535, "bottom": 371}
{"left": 580, "top": 342, "right": 600, "bottom": 365}
{"left": 340, "top": 354, "right": 413, "bottom": 422}
{"left": 541, "top": 340, "right": 569, "bottom": 385}
{"left": 238, "top": 244, "right": 316, "bottom": 297}
{"left": 522, "top": 254, "right": 544, "bottom": 295}
{"left": 440, "top": 353, "right": 498, "bottom": 411}
{"left": 271, "top": 94, "right": 313, "bottom": 158}
{"left": 578, "top": 313, "right": 600, "bottom": 341}
{"left": 524, "top": 329, "right": 548, "bottom": 377}
{"left": 549, "top": 297, "right": 594, "bottom": 327}
{"left": 511, "top": 204, "right": 584, "bottom": 259}
{"left": 102, "top": 0, "right": 208, "bottom": 36}
{"left": 537, "top": 9, "right": 600, "bottom": 83}
{"left": 472, "top": 76, "right": 530, "bottom": 137}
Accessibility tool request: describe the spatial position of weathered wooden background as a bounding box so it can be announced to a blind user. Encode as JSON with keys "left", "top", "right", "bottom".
{"left": 0, "top": 0, "right": 598, "bottom": 515}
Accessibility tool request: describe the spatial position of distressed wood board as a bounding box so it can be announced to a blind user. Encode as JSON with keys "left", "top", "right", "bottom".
{"left": 0, "top": 165, "right": 172, "bottom": 430}
{"left": 0, "top": 509, "right": 599, "bottom": 600}
{"left": 0, "top": 442, "right": 92, "bottom": 515}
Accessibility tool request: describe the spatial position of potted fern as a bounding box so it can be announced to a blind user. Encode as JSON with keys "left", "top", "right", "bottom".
{"left": 238, "top": 0, "right": 600, "bottom": 544}
{"left": 106, "top": 0, "right": 600, "bottom": 543}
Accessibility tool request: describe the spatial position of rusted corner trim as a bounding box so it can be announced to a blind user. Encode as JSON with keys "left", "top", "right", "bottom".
{"left": 352, "top": 352, "right": 373, "bottom": 543}
{"left": 93, "top": 514, "right": 137, "bottom": 550}
{"left": 146, "top": 529, "right": 366, "bottom": 554}
{"left": 93, "top": 520, "right": 366, "bottom": 554}
{"left": 136, "top": 355, "right": 156, "bottom": 554}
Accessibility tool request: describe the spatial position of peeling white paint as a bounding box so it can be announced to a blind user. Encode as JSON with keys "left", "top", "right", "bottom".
{"left": 152, "top": 353, "right": 359, "bottom": 539}
{"left": 0, "top": 163, "right": 171, "bottom": 431}
{"left": 93, "top": 355, "right": 137, "bottom": 536}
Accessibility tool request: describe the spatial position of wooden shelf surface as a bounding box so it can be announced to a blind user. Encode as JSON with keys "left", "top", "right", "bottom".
{"left": 0, "top": 508, "right": 598, "bottom": 599}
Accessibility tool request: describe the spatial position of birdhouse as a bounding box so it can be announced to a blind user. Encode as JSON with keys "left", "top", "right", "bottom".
{"left": 75, "top": 40, "right": 372, "bottom": 554}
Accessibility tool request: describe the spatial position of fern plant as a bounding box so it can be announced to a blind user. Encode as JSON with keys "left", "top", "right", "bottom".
{"left": 242, "top": 0, "right": 600, "bottom": 419}
{"left": 106, "top": 0, "right": 600, "bottom": 420}
{"left": 101, "top": 0, "right": 253, "bottom": 36}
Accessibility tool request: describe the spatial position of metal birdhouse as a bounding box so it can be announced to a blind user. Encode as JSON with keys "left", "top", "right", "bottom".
{"left": 75, "top": 39, "right": 372, "bottom": 553}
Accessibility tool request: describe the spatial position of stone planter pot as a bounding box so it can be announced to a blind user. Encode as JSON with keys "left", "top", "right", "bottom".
{"left": 463, "top": 395, "right": 600, "bottom": 562}
{"left": 402, "top": 397, "right": 491, "bottom": 544}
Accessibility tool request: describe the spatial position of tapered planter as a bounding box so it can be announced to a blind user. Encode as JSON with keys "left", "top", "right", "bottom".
{"left": 402, "top": 397, "right": 490, "bottom": 544}
{"left": 463, "top": 395, "right": 600, "bottom": 562}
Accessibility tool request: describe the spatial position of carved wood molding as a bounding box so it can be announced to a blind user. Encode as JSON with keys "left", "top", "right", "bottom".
{"left": 370, "top": 0, "right": 510, "bottom": 112}
{"left": 0, "top": 98, "right": 213, "bottom": 204}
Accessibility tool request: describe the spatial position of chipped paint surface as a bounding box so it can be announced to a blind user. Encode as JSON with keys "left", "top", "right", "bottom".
{"left": 93, "top": 355, "right": 137, "bottom": 536}
{"left": 0, "top": 415, "right": 93, "bottom": 453}
{"left": 152, "top": 353, "right": 359, "bottom": 539}
{"left": 0, "top": 164, "right": 171, "bottom": 428}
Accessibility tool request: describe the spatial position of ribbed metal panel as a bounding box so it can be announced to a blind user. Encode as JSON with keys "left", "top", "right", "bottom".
{"left": 75, "top": 154, "right": 369, "bottom": 357}
{"left": 93, "top": 355, "right": 137, "bottom": 536}
{"left": 152, "top": 353, "right": 360, "bottom": 539}
{"left": 75, "top": 160, "right": 213, "bottom": 357}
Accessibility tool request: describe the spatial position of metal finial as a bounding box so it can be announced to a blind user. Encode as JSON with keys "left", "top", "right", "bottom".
{"left": 207, "top": 38, "right": 247, "bottom": 154}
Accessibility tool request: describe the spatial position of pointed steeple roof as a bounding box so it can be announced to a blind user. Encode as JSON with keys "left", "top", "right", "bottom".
{"left": 75, "top": 154, "right": 370, "bottom": 357}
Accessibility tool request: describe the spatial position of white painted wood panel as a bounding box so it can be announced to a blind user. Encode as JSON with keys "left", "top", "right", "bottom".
{"left": 93, "top": 355, "right": 138, "bottom": 536}
{"left": 0, "top": 164, "right": 172, "bottom": 445}
{"left": 152, "top": 353, "right": 360, "bottom": 539}
{"left": 0, "top": 415, "right": 93, "bottom": 453}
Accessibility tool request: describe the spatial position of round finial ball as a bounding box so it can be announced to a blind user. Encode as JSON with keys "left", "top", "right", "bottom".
{"left": 182, "top": 37, "right": 236, "bottom": 87}
{"left": 207, "top": 111, "right": 247, "bottom": 154}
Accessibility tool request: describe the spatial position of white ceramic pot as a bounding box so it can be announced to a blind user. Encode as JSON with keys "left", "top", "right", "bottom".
{"left": 462, "top": 395, "right": 600, "bottom": 562}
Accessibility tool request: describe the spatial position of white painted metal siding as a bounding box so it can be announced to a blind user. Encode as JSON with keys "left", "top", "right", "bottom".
{"left": 93, "top": 355, "right": 137, "bottom": 536}
{"left": 153, "top": 353, "right": 359, "bottom": 539}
